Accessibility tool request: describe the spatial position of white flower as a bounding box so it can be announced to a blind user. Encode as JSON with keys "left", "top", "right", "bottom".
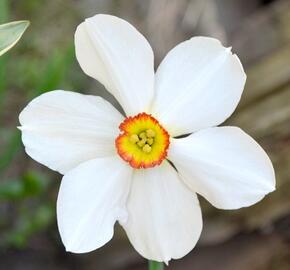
{"left": 18, "top": 14, "right": 275, "bottom": 263}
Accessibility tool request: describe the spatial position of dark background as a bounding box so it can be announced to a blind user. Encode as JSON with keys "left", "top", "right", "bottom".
{"left": 0, "top": 0, "right": 290, "bottom": 269}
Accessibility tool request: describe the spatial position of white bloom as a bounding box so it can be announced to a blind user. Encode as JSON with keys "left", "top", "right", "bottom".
{"left": 18, "top": 14, "right": 275, "bottom": 263}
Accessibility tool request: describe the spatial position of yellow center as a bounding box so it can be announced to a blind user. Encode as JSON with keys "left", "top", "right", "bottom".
{"left": 115, "top": 113, "right": 170, "bottom": 169}
{"left": 129, "top": 129, "right": 155, "bottom": 153}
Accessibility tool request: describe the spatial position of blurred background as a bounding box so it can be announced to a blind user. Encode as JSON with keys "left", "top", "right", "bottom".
{"left": 0, "top": 0, "right": 290, "bottom": 269}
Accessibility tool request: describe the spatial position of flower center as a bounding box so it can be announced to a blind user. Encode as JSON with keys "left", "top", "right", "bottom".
{"left": 115, "top": 113, "right": 170, "bottom": 169}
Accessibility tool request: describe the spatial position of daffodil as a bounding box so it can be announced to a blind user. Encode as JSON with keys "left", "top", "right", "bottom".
{"left": 19, "top": 14, "right": 275, "bottom": 263}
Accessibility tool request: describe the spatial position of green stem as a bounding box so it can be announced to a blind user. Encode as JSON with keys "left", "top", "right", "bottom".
{"left": 148, "top": 260, "right": 164, "bottom": 270}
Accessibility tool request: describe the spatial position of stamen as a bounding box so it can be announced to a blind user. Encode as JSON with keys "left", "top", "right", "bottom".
{"left": 139, "top": 132, "right": 147, "bottom": 139}
{"left": 146, "top": 129, "right": 155, "bottom": 138}
{"left": 130, "top": 128, "right": 157, "bottom": 150}
{"left": 142, "top": 144, "right": 152, "bottom": 153}
{"left": 129, "top": 134, "right": 139, "bottom": 143}
{"left": 137, "top": 138, "right": 146, "bottom": 147}
{"left": 147, "top": 138, "right": 154, "bottom": 145}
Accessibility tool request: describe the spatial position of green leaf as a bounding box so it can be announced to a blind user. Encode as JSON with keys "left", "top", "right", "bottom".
{"left": 0, "top": 130, "right": 21, "bottom": 173}
{"left": 0, "top": 171, "right": 49, "bottom": 200}
{"left": 0, "top": 180, "right": 24, "bottom": 200}
{"left": 22, "top": 171, "right": 49, "bottom": 196}
{"left": 0, "top": 20, "right": 29, "bottom": 57}
{"left": 4, "top": 204, "right": 54, "bottom": 248}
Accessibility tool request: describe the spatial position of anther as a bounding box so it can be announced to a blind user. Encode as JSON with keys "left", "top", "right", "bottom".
{"left": 139, "top": 132, "right": 147, "bottom": 139}
{"left": 142, "top": 144, "right": 152, "bottom": 153}
{"left": 137, "top": 138, "right": 146, "bottom": 147}
{"left": 147, "top": 138, "right": 154, "bottom": 145}
{"left": 129, "top": 134, "right": 139, "bottom": 144}
{"left": 146, "top": 129, "right": 155, "bottom": 138}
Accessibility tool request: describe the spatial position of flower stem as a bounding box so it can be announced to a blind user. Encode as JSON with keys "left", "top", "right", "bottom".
{"left": 148, "top": 260, "right": 164, "bottom": 270}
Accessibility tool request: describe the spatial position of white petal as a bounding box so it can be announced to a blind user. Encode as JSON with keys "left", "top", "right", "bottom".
{"left": 19, "top": 90, "right": 123, "bottom": 174}
{"left": 169, "top": 127, "right": 275, "bottom": 209}
{"left": 122, "top": 161, "right": 202, "bottom": 262}
{"left": 57, "top": 156, "right": 132, "bottom": 253}
{"left": 151, "top": 37, "right": 246, "bottom": 136}
{"left": 75, "top": 14, "right": 154, "bottom": 116}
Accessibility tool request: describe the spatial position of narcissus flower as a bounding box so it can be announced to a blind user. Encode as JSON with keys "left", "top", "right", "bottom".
{"left": 19, "top": 14, "right": 275, "bottom": 263}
